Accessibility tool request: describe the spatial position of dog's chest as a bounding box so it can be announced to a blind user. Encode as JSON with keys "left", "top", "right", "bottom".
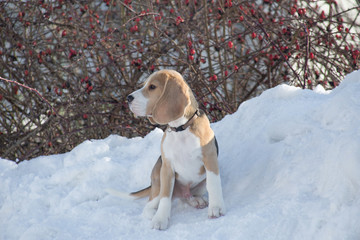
{"left": 162, "top": 129, "right": 204, "bottom": 185}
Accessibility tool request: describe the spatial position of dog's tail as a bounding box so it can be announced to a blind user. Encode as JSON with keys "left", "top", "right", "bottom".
{"left": 106, "top": 186, "right": 151, "bottom": 200}
{"left": 130, "top": 186, "right": 151, "bottom": 199}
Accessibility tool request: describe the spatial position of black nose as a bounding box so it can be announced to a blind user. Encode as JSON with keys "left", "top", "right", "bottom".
{"left": 127, "top": 95, "right": 134, "bottom": 103}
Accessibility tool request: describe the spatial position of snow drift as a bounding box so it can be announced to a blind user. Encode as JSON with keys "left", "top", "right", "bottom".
{"left": 1, "top": 71, "right": 360, "bottom": 240}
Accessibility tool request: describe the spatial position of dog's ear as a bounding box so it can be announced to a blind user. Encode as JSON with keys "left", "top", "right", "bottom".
{"left": 147, "top": 116, "right": 157, "bottom": 124}
{"left": 152, "top": 76, "right": 189, "bottom": 125}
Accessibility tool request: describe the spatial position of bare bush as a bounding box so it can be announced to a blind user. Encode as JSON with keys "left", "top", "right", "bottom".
{"left": 1, "top": 0, "right": 359, "bottom": 162}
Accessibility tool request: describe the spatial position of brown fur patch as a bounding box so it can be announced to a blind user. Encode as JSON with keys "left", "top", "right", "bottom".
{"left": 149, "top": 156, "right": 162, "bottom": 201}
{"left": 159, "top": 159, "right": 175, "bottom": 198}
{"left": 190, "top": 112, "right": 219, "bottom": 175}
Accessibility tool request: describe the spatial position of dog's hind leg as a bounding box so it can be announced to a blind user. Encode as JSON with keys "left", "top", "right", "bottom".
{"left": 188, "top": 179, "right": 208, "bottom": 209}
{"left": 142, "top": 156, "right": 162, "bottom": 219}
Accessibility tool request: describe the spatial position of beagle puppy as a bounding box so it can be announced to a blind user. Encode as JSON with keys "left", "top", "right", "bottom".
{"left": 127, "top": 69, "right": 225, "bottom": 230}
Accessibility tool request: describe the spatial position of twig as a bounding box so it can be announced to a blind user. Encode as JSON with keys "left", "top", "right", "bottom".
{"left": 303, "top": 24, "right": 310, "bottom": 89}
{"left": 254, "top": 20, "right": 305, "bottom": 88}
{"left": 0, "top": 76, "right": 58, "bottom": 115}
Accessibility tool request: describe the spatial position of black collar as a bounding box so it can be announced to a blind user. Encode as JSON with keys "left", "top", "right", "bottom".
{"left": 169, "top": 110, "right": 200, "bottom": 132}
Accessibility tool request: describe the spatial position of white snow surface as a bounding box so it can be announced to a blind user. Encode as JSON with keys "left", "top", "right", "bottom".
{"left": 1, "top": 71, "right": 360, "bottom": 240}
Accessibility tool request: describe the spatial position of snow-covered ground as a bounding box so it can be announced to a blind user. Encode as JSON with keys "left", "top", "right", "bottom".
{"left": 1, "top": 70, "right": 360, "bottom": 240}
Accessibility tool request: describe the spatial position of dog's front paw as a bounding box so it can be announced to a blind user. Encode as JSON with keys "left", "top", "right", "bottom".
{"left": 208, "top": 205, "right": 226, "bottom": 218}
{"left": 151, "top": 215, "right": 169, "bottom": 230}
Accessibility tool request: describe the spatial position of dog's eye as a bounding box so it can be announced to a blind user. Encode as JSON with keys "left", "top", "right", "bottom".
{"left": 149, "top": 84, "right": 156, "bottom": 90}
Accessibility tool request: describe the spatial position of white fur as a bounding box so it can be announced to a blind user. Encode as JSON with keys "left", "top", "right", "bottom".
{"left": 168, "top": 115, "right": 188, "bottom": 128}
{"left": 151, "top": 122, "right": 207, "bottom": 230}
{"left": 128, "top": 87, "right": 148, "bottom": 117}
{"left": 163, "top": 128, "right": 205, "bottom": 186}
{"left": 105, "top": 188, "right": 135, "bottom": 200}
{"left": 142, "top": 196, "right": 160, "bottom": 219}
{"left": 151, "top": 197, "right": 172, "bottom": 230}
{"left": 206, "top": 170, "right": 226, "bottom": 218}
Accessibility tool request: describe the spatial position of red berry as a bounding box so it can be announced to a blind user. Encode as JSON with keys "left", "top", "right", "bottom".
{"left": 190, "top": 49, "right": 196, "bottom": 55}
{"left": 209, "top": 75, "right": 218, "bottom": 81}
{"left": 290, "top": 7, "right": 296, "bottom": 15}
{"left": 320, "top": 10, "right": 326, "bottom": 20}
{"left": 188, "top": 55, "right": 194, "bottom": 61}
{"left": 69, "top": 49, "right": 77, "bottom": 59}
{"left": 187, "top": 40, "right": 192, "bottom": 48}
{"left": 309, "top": 52, "right": 315, "bottom": 60}
{"left": 352, "top": 50, "right": 360, "bottom": 60}
{"left": 176, "top": 16, "right": 184, "bottom": 25}
{"left": 251, "top": 32, "right": 257, "bottom": 39}
{"left": 13, "top": 85, "right": 19, "bottom": 95}
{"left": 298, "top": 8, "right": 306, "bottom": 16}
{"left": 83, "top": 114, "right": 88, "bottom": 120}
{"left": 130, "top": 25, "right": 138, "bottom": 33}
{"left": 87, "top": 85, "right": 93, "bottom": 94}
{"left": 62, "top": 30, "right": 67, "bottom": 37}
{"left": 228, "top": 41, "right": 233, "bottom": 48}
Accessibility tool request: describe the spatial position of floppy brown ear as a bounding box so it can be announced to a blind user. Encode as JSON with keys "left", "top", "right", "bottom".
{"left": 152, "top": 77, "right": 189, "bottom": 125}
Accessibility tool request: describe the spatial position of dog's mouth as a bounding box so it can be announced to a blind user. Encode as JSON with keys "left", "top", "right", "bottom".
{"left": 128, "top": 103, "right": 149, "bottom": 119}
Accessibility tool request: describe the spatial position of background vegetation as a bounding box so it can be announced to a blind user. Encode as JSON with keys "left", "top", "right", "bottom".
{"left": 1, "top": 0, "right": 359, "bottom": 162}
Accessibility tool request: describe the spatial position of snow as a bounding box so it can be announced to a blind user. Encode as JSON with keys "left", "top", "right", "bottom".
{"left": 1, "top": 71, "right": 360, "bottom": 240}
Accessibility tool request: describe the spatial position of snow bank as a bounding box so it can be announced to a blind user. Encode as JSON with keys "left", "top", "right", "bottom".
{"left": 1, "top": 71, "right": 360, "bottom": 240}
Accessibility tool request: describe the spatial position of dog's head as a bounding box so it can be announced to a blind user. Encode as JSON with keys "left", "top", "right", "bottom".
{"left": 127, "top": 70, "right": 197, "bottom": 125}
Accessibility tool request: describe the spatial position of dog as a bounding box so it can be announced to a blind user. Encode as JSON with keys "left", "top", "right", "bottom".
{"left": 127, "top": 69, "right": 225, "bottom": 230}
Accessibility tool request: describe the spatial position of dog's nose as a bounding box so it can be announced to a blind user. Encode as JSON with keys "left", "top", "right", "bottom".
{"left": 127, "top": 95, "right": 134, "bottom": 103}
